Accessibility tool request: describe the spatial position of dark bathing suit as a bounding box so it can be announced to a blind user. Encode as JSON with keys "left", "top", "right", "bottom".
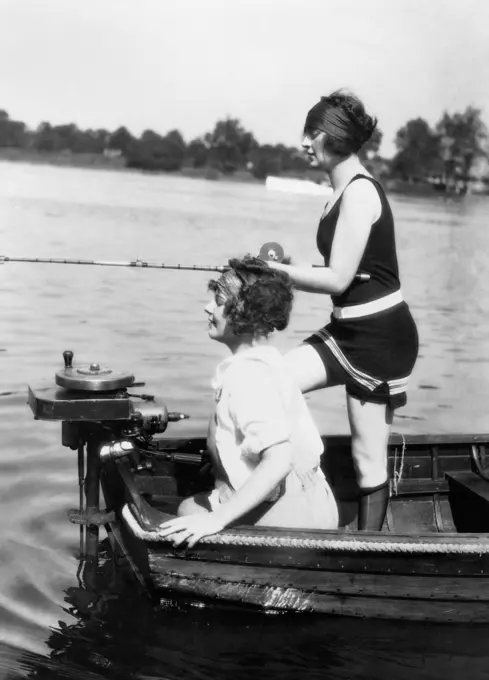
{"left": 304, "top": 174, "right": 419, "bottom": 409}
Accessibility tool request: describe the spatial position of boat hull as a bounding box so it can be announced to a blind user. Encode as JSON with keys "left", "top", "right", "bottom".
{"left": 102, "top": 432, "right": 489, "bottom": 621}
{"left": 148, "top": 561, "right": 489, "bottom": 622}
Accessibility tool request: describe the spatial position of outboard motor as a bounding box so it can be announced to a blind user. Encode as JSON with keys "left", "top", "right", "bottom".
{"left": 28, "top": 350, "right": 188, "bottom": 587}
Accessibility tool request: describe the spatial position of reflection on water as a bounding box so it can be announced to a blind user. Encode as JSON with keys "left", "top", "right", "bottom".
{"left": 1, "top": 162, "right": 489, "bottom": 678}
{"left": 4, "top": 549, "right": 489, "bottom": 680}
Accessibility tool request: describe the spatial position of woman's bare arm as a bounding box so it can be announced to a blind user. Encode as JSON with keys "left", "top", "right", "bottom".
{"left": 269, "top": 181, "right": 380, "bottom": 294}
{"left": 212, "top": 442, "right": 293, "bottom": 526}
{"left": 157, "top": 443, "right": 293, "bottom": 547}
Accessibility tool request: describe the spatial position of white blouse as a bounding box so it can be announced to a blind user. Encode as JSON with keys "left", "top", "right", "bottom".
{"left": 208, "top": 345, "right": 325, "bottom": 501}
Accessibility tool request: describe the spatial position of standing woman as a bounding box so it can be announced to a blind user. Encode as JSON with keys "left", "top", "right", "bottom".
{"left": 267, "top": 90, "right": 419, "bottom": 531}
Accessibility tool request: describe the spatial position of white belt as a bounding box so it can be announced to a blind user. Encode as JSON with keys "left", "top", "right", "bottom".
{"left": 333, "top": 290, "right": 403, "bottom": 320}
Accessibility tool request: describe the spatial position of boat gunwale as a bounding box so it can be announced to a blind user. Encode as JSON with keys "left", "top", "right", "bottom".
{"left": 120, "top": 432, "right": 489, "bottom": 549}
{"left": 154, "top": 432, "right": 489, "bottom": 449}
{"left": 123, "top": 503, "right": 489, "bottom": 549}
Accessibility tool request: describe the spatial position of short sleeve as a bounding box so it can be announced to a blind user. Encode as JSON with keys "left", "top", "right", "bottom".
{"left": 227, "top": 362, "right": 290, "bottom": 455}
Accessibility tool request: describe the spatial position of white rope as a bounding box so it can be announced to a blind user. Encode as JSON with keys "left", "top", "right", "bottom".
{"left": 391, "top": 433, "right": 406, "bottom": 496}
{"left": 121, "top": 505, "right": 489, "bottom": 555}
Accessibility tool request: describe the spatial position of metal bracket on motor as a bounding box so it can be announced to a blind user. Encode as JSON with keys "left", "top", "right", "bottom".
{"left": 68, "top": 508, "right": 116, "bottom": 526}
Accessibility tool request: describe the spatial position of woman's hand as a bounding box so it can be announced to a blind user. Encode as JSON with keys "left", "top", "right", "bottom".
{"left": 158, "top": 513, "right": 225, "bottom": 548}
{"left": 265, "top": 259, "right": 288, "bottom": 272}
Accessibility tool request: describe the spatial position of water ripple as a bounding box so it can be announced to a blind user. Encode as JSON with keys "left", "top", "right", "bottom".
{"left": 1, "top": 163, "right": 489, "bottom": 678}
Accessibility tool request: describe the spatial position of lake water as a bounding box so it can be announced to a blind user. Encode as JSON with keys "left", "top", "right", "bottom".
{"left": 1, "top": 161, "right": 488, "bottom": 679}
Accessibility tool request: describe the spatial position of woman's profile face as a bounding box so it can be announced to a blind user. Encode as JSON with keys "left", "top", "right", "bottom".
{"left": 302, "top": 130, "right": 333, "bottom": 170}
{"left": 205, "top": 291, "right": 235, "bottom": 345}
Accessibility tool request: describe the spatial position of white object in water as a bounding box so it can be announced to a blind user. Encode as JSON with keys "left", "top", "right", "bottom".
{"left": 266, "top": 176, "right": 333, "bottom": 196}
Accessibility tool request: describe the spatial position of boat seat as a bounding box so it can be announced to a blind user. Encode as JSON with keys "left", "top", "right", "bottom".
{"left": 446, "top": 471, "right": 489, "bottom": 501}
{"left": 446, "top": 471, "right": 489, "bottom": 533}
{"left": 149, "top": 494, "right": 183, "bottom": 515}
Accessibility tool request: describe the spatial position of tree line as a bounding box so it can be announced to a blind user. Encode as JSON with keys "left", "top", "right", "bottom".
{"left": 0, "top": 106, "right": 487, "bottom": 189}
{"left": 391, "top": 107, "right": 488, "bottom": 190}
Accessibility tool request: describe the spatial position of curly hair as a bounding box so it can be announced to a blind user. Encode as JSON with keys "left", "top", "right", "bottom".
{"left": 208, "top": 255, "right": 294, "bottom": 337}
{"left": 304, "top": 89, "right": 377, "bottom": 156}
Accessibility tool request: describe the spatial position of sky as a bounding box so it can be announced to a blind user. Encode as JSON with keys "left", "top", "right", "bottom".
{"left": 0, "top": 0, "right": 488, "bottom": 157}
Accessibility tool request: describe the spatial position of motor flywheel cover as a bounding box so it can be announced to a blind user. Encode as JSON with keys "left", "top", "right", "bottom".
{"left": 56, "top": 361, "right": 135, "bottom": 392}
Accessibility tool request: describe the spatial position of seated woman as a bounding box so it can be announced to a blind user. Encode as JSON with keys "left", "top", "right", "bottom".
{"left": 158, "top": 256, "right": 339, "bottom": 548}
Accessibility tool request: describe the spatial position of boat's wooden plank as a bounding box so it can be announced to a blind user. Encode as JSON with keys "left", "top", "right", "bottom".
{"left": 154, "top": 437, "right": 207, "bottom": 452}
{"left": 154, "top": 434, "right": 489, "bottom": 451}
{"left": 329, "top": 456, "right": 435, "bottom": 484}
{"left": 388, "top": 456, "right": 432, "bottom": 479}
{"left": 147, "top": 541, "right": 489, "bottom": 577}
{"left": 136, "top": 475, "right": 179, "bottom": 496}
{"left": 134, "top": 498, "right": 488, "bottom": 544}
{"left": 394, "top": 479, "right": 449, "bottom": 495}
{"left": 148, "top": 556, "right": 489, "bottom": 601}
{"left": 106, "top": 521, "right": 147, "bottom": 588}
{"left": 386, "top": 497, "right": 456, "bottom": 533}
{"left": 144, "top": 516, "right": 489, "bottom": 545}
{"left": 148, "top": 437, "right": 480, "bottom": 502}
{"left": 325, "top": 434, "right": 489, "bottom": 447}
{"left": 150, "top": 572, "right": 489, "bottom": 622}
{"left": 388, "top": 498, "right": 441, "bottom": 533}
{"left": 387, "top": 433, "right": 489, "bottom": 446}
{"left": 136, "top": 471, "right": 453, "bottom": 502}
{"left": 431, "top": 444, "right": 439, "bottom": 479}
{"left": 136, "top": 476, "right": 451, "bottom": 501}
{"left": 148, "top": 440, "right": 476, "bottom": 493}
{"left": 437, "top": 455, "right": 474, "bottom": 475}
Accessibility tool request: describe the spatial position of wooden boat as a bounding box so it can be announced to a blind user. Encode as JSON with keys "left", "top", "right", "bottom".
{"left": 101, "top": 432, "right": 489, "bottom": 623}
{"left": 27, "top": 352, "right": 489, "bottom": 622}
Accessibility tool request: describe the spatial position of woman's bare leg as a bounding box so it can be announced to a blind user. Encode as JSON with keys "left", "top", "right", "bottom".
{"left": 286, "top": 344, "right": 392, "bottom": 529}
{"left": 346, "top": 394, "right": 393, "bottom": 530}
{"left": 285, "top": 344, "right": 341, "bottom": 393}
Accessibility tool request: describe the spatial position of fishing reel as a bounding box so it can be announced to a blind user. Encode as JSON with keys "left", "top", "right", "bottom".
{"left": 258, "top": 242, "right": 284, "bottom": 263}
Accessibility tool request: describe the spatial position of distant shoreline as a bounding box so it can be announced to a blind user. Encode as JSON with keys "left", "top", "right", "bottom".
{"left": 0, "top": 147, "right": 125, "bottom": 172}
{"left": 1, "top": 148, "right": 486, "bottom": 198}
{"left": 0, "top": 148, "right": 262, "bottom": 184}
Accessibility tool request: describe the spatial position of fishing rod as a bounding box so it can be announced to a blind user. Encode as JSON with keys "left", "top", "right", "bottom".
{"left": 0, "top": 243, "right": 282, "bottom": 273}
{"left": 0, "top": 242, "right": 370, "bottom": 280}
{"left": 0, "top": 255, "right": 228, "bottom": 273}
